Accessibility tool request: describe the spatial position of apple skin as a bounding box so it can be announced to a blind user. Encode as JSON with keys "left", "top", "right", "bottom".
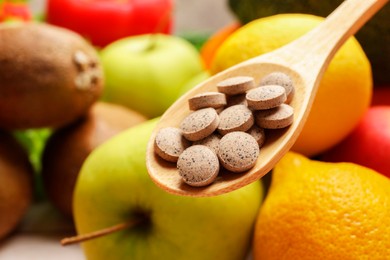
{"left": 178, "top": 71, "right": 210, "bottom": 97}
{"left": 322, "top": 106, "right": 390, "bottom": 178}
{"left": 74, "top": 119, "right": 263, "bottom": 259}
{"left": 100, "top": 34, "right": 204, "bottom": 118}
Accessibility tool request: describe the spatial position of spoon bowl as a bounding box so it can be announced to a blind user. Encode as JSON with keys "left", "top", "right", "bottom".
{"left": 146, "top": 0, "right": 388, "bottom": 197}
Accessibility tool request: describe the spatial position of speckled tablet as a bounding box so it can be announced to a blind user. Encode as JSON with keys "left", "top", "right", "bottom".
{"left": 255, "top": 104, "right": 294, "bottom": 129}
{"left": 247, "top": 125, "right": 266, "bottom": 147}
{"left": 177, "top": 145, "right": 220, "bottom": 187}
{"left": 180, "top": 107, "right": 220, "bottom": 141}
{"left": 259, "top": 72, "right": 295, "bottom": 103}
{"left": 193, "top": 133, "right": 222, "bottom": 155}
{"left": 188, "top": 92, "right": 227, "bottom": 110}
{"left": 226, "top": 94, "right": 248, "bottom": 107}
{"left": 218, "top": 132, "right": 260, "bottom": 173}
{"left": 218, "top": 105, "right": 254, "bottom": 135}
{"left": 246, "top": 85, "right": 287, "bottom": 110}
{"left": 154, "top": 127, "right": 191, "bottom": 162}
{"left": 217, "top": 76, "right": 255, "bottom": 95}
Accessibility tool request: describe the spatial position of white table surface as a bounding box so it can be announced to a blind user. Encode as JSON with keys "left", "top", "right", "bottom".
{"left": 0, "top": 201, "right": 84, "bottom": 260}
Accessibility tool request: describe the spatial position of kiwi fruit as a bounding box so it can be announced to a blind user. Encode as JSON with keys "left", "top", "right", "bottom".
{"left": 0, "top": 130, "right": 33, "bottom": 240}
{"left": 42, "top": 102, "right": 147, "bottom": 218}
{"left": 0, "top": 22, "right": 104, "bottom": 130}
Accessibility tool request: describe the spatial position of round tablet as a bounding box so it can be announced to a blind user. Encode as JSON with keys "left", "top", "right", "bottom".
{"left": 255, "top": 104, "right": 294, "bottom": 129}
{"left": 188, "top": 92, "right": 227, "bottom": 110}
{"left": 180, "top": 108, "right": 220, "bottom": 141}
{"left": 177, "top": 145, "right": 220, "bottom": 187}
{"left": 218, "top": 105, "right": 254, "bottom": 135}
{"left": 246, "top": 85, "right": 287, "bottom": 110}
{"left": 226, "top": 94, "right": 248, "bottom": 107}
{"left": 218, "top": 132, "right": 260, "bottom": 173}
{"left": 154, "top": 127, "right": 191, "bottom": 162}
{"left": 217, "top": 76, "right": 255, "bottom": 95}
{"left": 247, "top": 125, "right": 266, "bottom": 147}
{"left": 193, "top": 133, "right": 222, "bottom": 155}
{"left": 259, "top": 72, "right": 295, "bottom": 103}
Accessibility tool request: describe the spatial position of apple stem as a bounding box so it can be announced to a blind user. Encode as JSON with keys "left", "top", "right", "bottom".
{"left": 145, "top": 7, "right": 172, "bottom": 51}
{"left": 61, "top": 218, "right": 142, "bottom": 246}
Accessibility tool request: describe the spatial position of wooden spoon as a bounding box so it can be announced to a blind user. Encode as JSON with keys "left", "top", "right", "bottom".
{"left": 146, "top": 0, "right": 388, "bottom": 197}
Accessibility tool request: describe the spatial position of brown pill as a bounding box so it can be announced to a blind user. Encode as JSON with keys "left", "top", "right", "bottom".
{"left": 259, "top": 72, "right": 295, "bottom": 103}
{"left": 246, "top": 85, "right": 287, "bottom": 110}
{"left": 193, "top": 133, "right": 222, "bottom": 155}
{"left": 154, "top": 127, "right": 191, "bottom": 162}
{"left": 218, "top": 132, "right": 260, "bottom": 173}
{"left": 180, "top": 108, "right": 220, "bottom": 141}
{"left": 188, "top": 92, "right": 227, "bottom": 110}
{"left": 247, "top": 125, "right": 266, "bottom": 147}
{"left": 226, "top": 94, "right": 248, "bottom": 107}
{"left": 217, "top": 76, "right": 255, "bottom": 95}
{"left": 215, "top": 107, "right": 225, "bottom": 114}
{"left": 177, "top": 145, "right": 220, "bottom": 187}
{"left": 255, "top": 104, "right": 294, "bottom": 129}
{"left": 218, "top": 105, "right": 254, "bottom": 135}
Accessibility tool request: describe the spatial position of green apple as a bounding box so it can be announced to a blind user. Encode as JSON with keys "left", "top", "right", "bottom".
{"left": 178, "top": 70, "right": 210, "bottom": 97}
{"left": 100, "top": 34, "right": 205, "bottom": 118}
{"left": 73, "top": 119, "right": 263, "bottom": 259}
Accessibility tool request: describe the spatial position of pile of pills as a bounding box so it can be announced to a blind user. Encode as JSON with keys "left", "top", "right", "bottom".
{"left": 154, "top": 72, "right": 295, "bottom": 187}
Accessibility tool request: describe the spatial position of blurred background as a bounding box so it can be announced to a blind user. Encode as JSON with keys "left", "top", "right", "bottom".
{"left": 28, "top": 0, "right": 236, "bottom": 35}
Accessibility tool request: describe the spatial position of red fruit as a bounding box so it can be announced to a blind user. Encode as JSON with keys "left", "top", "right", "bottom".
{"left": 322, "top": 106, "right": 390, "bottom": 178}
{"left": 46, "top": 0, "right": 173, "bottom": 47}
{"left": 0, "top": 2, "right": 31, "bottom": 22}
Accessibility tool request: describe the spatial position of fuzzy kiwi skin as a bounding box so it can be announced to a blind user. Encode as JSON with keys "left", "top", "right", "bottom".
{"left": 42, "top": 102, "right": 147, "bottom": 218}
{"left": 0, "top": 22, "right": 104, "bottom": 130}
{"left": 0, "top": 130, "right": 33, "bottom": 239}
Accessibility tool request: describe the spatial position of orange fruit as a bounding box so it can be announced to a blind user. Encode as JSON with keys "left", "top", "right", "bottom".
{"left": 253, "top": 152, "right": 390, "bottom": 259}
{"left": 211, "top": 14, "right": 372, "bottom": 156}
{"left": 200, "top": 22, "right": 240, "bottom": 70}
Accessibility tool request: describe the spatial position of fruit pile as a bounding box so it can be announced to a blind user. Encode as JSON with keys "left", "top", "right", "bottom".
{"left": 0, "top": 0, "right": 390, "bottom": 259}
{"left": 0, "top": 0, "right": 207, "bottom": 251}
{"left": 227, "top": 0, "right": 390, "bottom": 85}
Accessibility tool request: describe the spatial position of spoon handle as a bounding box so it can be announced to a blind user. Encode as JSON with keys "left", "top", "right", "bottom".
{"left": 255, "top": 0, "right": 388, "bottom": 87}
